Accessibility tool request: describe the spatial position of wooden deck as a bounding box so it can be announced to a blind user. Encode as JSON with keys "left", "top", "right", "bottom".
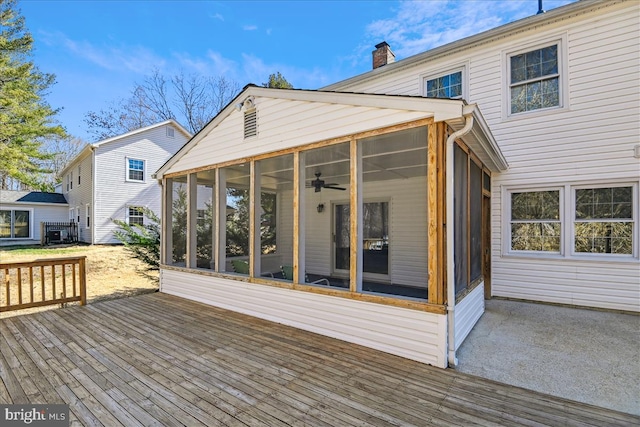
{"left": 0, "top": 293, "right": 637, "bottom": 427}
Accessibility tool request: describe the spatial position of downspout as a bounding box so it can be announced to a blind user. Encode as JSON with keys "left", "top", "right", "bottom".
{"left": 90, "top": 144, "right": 97, "bottom": 245}
{"left": 446, "top": 112, "right": 474, "bottom": 367}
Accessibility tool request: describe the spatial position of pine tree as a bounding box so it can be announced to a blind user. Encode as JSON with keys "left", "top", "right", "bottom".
{"left": 0, "top": 0, "right": 66, "bottom": 190}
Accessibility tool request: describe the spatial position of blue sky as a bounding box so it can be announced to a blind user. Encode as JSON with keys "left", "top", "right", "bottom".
{"left": 21, "top": 0, "right": 576, "bottom": 140}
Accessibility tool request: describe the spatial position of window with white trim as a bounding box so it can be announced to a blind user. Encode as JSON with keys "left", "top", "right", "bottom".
{"left": 127, "top": 158, "right": 145, "bottom": 182}
{"left": 86, "top": 204, "right": 91, "bottom": 229}
{"left": 507, "top": 183, "right": 637, "bottom": 257}
{"left": 510, "top": 190, "right": 561, "bottom": 253}
{"left": 508, "top": 42, "right": 560, "bottom": 114}
{"left": 0, "top": 209, "right": 31, "bottom": 239}
{"left": 424, "top": 70, "right": 463, "bottom": 99}
{"left": 574, "top": 186, "right": 633, "bottom": 255}
{"left": 78, "top": 166, "right": 81, "bottom": 185}
{"left": 129, "top": 207, "right": 144, "bottom": 226}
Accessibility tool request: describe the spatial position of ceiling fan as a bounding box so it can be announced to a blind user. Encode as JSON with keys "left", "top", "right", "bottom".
{"left": 308, "top": 172, "right": 346, "bottom": 192}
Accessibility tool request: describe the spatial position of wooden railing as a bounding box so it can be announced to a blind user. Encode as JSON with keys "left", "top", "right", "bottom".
{"left": 1, "top": 256, "right": 86, "bottom": 313}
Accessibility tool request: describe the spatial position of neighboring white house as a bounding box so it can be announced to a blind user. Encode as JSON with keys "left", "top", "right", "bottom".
{"left": 323, "top": 0, "right": 639, "bottom": 314}
{"left": 0, "top": 191, "right": 69, "bottom": 246}
{"left": 60, "top": 120, "right": 191, "bottom": 244}
{"left": 153, "top": 0, "right": 639, "bottom": 369}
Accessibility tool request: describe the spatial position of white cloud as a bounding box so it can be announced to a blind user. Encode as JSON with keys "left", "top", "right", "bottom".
{"left": 364, "top": 0, "right": 576, "bottom": 60}
{"left": 40, "top": 30, "right": 165, "bottom": 75}
{"left": 243, "top": 25, "right": 258, "bottom": 31}
{"left": 211, "top": 13, "right": 224, "bottom": 21}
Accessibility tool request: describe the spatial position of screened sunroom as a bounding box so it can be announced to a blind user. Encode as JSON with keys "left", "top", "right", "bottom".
{"left": 156, "top": 86, "right": 507, "bottom": 367}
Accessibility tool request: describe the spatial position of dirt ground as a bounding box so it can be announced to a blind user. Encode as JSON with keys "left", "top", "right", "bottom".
{"left": 0, "top": 244, "right": 158, "bottom": 318}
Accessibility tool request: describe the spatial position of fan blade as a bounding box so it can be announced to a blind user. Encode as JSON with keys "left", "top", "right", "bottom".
{"left": 325, "top": 185, "right": 346, "bottom": 191}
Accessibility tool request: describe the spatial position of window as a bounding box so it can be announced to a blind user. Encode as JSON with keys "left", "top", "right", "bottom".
{"left": 78, "top": 166, "right": 81, "bottom": 185}
{"left": 425, "top": 70, "right": 463, "bottom": 99}
{"left": 127, "top": 158, "right": 145, "bottom": 182}
{"left": 76, "top": 207, "right": 80, "bottom": 223}
{"left": 128, "top": 207, "right": 144, "bottom": 226}
{"left": 509, "top": 43, "right": 560, "bottom": 114}
{"left": 0, "top": 210, "right": 31, "bottom": 239}
{"left": 574, "top": 186, "right": 633, "bottom": 255}
{"left": 507, "top": 183, "right": 637, "bottom": 257}
{"left": 86, "top": 204, "right": 91, "bottom": 229}
{"left": 510, "top": 190, "right": 561, "bottom": 252}
{"left": 70, "top": 171, "right": 73, "bottom": 190}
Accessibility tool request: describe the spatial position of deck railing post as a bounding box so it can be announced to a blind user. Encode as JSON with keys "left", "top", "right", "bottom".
{"left": 79, "top": 257, "right": 87, "bottom": 306}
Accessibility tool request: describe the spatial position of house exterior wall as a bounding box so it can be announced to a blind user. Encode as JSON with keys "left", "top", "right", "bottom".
{"left": 325, "top": 2, "right": 640, "bottom": 311}
{"left": 453, "top": 284, "right": 485, "bottom": 351}
{"left": 63, "top": 153, "right": 93, "bottom": 243}
{"left": 160, "top": 268, "right": 448, "bottom": 367}
{"left": 94, "top": 124, "right": 189, "bottom": 244}
{"left": 303, "top": 176, "right": 428, "bottom": 289}
{"left": 0, "top": 203, "right": 68, "bottom": 246}
{"left": 168, "top": 99, "right": 431, "bottom": 175}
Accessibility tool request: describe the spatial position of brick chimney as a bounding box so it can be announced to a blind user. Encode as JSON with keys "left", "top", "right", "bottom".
{"left": 372, "top": 41, "right": 395, "bottom": 69}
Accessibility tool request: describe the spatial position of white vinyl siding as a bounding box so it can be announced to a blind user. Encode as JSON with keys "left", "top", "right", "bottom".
{"left": 62, "top": 153, "right": 93, "bottom": 242}
{"left": 304, "top": 176, "right": 428, "bottom": 288}
{"left": 326, "top": 3, "right": 639, "bottom": 311}
{"left": 94, "top": 124, "right": 189, "bottom": 243}
{"left": 160, "top": 268, "right": 448, "bottom": 367}
{"left": 454, "top": 284, "right": 485, "bottom": 351}
{"left": 168, "top": 100, "right": 432, "bottom": 174}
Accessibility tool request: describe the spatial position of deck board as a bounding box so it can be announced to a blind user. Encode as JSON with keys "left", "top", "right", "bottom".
{"left": 1, "top": 292, "right": 638, "bottom": 427}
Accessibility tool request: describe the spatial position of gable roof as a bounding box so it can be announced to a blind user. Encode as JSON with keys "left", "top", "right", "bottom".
{"left": 322, "top": 0, "right": 622, "bottom": 91}
{"left": 1, "top": 190, "right": 68, "bottom": 205}
{"left": 155, "top": 85, "right": 467, "bottom": 177}
{"left": 59, "top": 119, "right": 192, "bottom": 177}
{"left": 156, "top": 85, "right": 507, "bottom": 177}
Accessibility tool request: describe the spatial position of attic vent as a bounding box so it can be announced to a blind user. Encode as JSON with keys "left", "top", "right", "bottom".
{"left": 244, "top": 109, "right": 257, "bottom": 138}
{"left": 166, "top": 127, "right": 175, "bottom": 138}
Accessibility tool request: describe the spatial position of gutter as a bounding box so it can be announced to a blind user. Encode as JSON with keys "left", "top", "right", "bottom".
{"left": 445, "top": 111, "right": 474, "bottom": 367}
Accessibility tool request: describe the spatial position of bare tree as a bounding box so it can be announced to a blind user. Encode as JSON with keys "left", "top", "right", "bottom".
{"left": 41, "top": 135, "right": 86, "bottom": 187}
{"left": 84, "top": 69, "right": 241, "bottom": 140}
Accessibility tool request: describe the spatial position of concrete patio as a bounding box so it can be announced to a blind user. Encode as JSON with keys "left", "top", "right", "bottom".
{"left": 456, "top": 298, "right": 640, "bottom": 416}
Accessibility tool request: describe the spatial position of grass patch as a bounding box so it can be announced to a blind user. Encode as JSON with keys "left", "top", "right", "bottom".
{"left": 1, "top": 244, "right": 158, "bottom": 318}
{"left": 0, "top": 245, "right": 89, "bottom": 257}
